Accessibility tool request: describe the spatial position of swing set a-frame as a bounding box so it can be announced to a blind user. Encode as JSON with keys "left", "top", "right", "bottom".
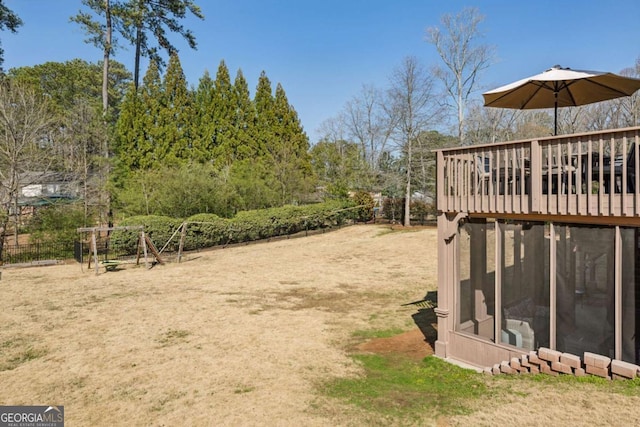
{"left": 76, "top": 226, "right": 164, "bottom": 275}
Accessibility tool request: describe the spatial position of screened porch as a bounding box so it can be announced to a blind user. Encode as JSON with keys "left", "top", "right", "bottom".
{"left": 434, "top": 126, "right": 640, "bottom": 368}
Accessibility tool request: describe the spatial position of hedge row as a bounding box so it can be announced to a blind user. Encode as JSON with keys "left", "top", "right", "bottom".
{"left": 110, "top": 199, "right": 358, "bottom": 253}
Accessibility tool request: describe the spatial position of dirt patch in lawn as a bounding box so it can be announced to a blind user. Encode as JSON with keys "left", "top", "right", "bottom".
{"left": 356, "top": 328, "right": 434, "bottom": 361}
{"left": 356, "top": 307, "right": 437, "bottom": 362}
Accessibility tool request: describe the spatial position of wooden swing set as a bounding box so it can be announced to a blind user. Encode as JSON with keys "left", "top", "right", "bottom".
{"left": 77, "top": 226, "right": 164, "bottom": 275}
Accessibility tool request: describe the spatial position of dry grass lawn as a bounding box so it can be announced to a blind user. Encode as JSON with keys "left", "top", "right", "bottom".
{"left": 0, "top": 224, "right": 639, "bottom": 426}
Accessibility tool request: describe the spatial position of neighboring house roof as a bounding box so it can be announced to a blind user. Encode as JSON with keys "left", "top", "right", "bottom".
{"left": 15, "top": 171, "right": 80, "bottom": 207}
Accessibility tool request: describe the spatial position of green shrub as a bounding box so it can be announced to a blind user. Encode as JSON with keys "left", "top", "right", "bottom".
{"left": 352, "top": 191, "right": 374, "bottom": 222}
{"left": 382, "top": 197, "right": 404, "bottom": 222}
{"left": 111, "top": 200, "right": 358, "bottom": 252}
{"left": 410, "top": 200, "right": 430, "bottom": 225}
{"left": 110, "top": 215, "right": 182, "bottom": 252}
{"left": 184, "top": 213, "right": 229, "bottom": 249}
{"left": 27, "top": 203, "right": 91, "bottom": 247}
{"left": 224, "top": 201, "right": 355, "bottom": 244}
{"left": 227, "top": 210, "right": 268, "bottom": 243}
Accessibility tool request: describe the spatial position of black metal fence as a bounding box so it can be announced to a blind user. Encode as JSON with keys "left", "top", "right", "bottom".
{"left": 3, "top": 238, "right": 160, "bottom": 266}
{"left": 3, "top": 241, "right": 75, "bottom": 265}
{"left": 2, "top": 240, "right": 140, "bottom": 265}
{"left": 73, "top": 238, "right": 139, "bottom": 264}
{"left": 2, "top": 223, "right": 369, "bottom": 266}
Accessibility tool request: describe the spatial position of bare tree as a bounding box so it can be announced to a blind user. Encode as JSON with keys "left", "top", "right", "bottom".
{"left": 465, "top": 100, "right": 519, "bottom": 144}
{"left": 386, "top": 56, "right": 441, "bottom": 226}
{"left": 342, "top": 84, "right": 395, "bottom": 171}
{"left": 556, "top": 106, "right": 593, "bottom": 135}
{"left": 411, "top": 130, "right": 456, "bottom": 203}
{"left": 62, "top": 98, "right": 106, "bottom": 224}
{"left": 513, "top": 111, "right": 555, "bottom": 139}
{"left": 580, "top": 102, "right": 617, "bottom": 132}
{"left": 317, "top": 115, "right": 347, "bottom": 145}
{"left": 314, "top": 116, "right": 373, "bottom": 195}
{"left": 613, "top": 59, "right": 640, "bottom": 127}
{"left": 0, "top": 81, "right": 56, "bottom": 259}
{"left": 426, "top": 7, "right": 494, "bottom": 144}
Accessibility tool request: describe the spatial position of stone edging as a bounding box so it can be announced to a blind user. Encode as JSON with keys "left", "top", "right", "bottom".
{"left": 483, "top": 347, "right": 640, "bottom": 380}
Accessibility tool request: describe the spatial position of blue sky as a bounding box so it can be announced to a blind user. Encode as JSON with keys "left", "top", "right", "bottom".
{"left": 3, "top": 1, "right": 640, "bottom": 141}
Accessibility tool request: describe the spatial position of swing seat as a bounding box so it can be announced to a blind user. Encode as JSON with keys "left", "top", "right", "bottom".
{"left": 101, "top": 260, "right": 124, "bottom": 271}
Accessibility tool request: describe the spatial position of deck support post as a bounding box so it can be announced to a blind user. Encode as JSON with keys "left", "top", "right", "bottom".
{"left": 435, "top": 211, "right": 467, "bottom": 358}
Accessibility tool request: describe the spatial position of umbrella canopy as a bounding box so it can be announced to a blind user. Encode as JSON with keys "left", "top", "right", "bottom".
{"left": 483, "top": 65, "right": 640, "bottom": 134}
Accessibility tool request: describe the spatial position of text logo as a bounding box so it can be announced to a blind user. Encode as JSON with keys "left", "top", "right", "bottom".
{"left": 0, "top": 406, "right": 64, "bottom": 427}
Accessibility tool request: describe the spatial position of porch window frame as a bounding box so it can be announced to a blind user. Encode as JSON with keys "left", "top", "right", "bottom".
{"left": 455, "top": 218, "right": 629, "bottom": 360}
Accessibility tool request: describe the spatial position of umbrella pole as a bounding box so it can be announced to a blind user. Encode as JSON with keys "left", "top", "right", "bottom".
{"left": 554, "top": 92, "right": 558, "bottom": 135}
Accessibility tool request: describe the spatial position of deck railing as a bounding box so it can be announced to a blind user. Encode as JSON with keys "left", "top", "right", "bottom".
{"left": 436, "top": 126, "right": 640, "bottom": 219}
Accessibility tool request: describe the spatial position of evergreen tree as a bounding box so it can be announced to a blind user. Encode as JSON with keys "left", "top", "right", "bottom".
{"left": 135, "top": 61, "right": 163, "bottom": 168}
{"left": 123, "top": 0, "right": 205, "bottom": 89}
{"left": 268, "top": 83, "right": 312, "bottom": 204}
{"left": 158, "top": 53, "right": 191, "bottom": 163}
{"left": 74, "top": 1, "right": 205, "bottom": 91}
{"left": 112, "top": 60, "right": 317, "bottom": 216}
{"left": 70, "top": 0, "right": 118, "bottom": 116}
{"left": 252, "top": 73, "right": 312, "bottom": 204}
{"left": 8, "top": 59, "right": 131, "bottom": 120}
{"left": 253, "top": 71, "right": 275, "bottom": 157}
{"left": 210, "top": 60, "right": 235, "bottom": 166}
{"left": 114, "top": 82, "right": 145, "bottom": 171}
{"left": 232, "top": 69, "right": 258, "bottom": 160}
{"left": 230, "top": 158, "right": 279, "bottom": 210}
{"left": 310, "top": 139, "right": 370, "bottom": 198}
{"left": 191, "top": 69, "right": 215, "bottom": 162}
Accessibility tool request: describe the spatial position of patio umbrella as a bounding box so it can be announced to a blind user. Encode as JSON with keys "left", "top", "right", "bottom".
{"left": 482, "top": 65, "right": 640, "bottom": 135}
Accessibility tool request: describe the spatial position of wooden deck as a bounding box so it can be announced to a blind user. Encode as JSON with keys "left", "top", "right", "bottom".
{"left": 436, "top": 126, "right": 640, "bottom": 222}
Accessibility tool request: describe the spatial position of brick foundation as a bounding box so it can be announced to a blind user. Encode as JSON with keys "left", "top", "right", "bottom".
{"left": 484, "top": 347, "right": 640, "bottom": 380}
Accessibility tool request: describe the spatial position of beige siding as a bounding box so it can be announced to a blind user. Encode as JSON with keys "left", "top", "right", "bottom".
{"left": 449, "top": 332, "right": 529, "bottom": 367}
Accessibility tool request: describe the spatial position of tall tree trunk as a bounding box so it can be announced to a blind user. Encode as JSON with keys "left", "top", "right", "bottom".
{"left": 0, "top": 215, "right": 7, "bottom": 267}
{"left": 83, "top": 137, "right": 89, "bottom": 226}
{"left": 134, "top": 24, "right": 142, "bottom": 90}
{"left": 404, "top": 139, "right": 412, "bottom": 227}
{"left": 458, "top": 83, "right": 464, "bottom": 144}
{"left": 103, "top": 0, "right": 113, "bottom": 227}
{"left": 133, "top": 0, "right": 144, "bottom": 90}
{"left": 12, "top": 188, "right": 18, "bottom": 245}
{"left": 102, "top": 0, "right": 111, "bottom": 119}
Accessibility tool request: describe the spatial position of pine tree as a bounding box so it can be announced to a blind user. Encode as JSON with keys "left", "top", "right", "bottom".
{"left": 210, "top": 60, "right": 235, "bottom": 166}
{"left": 114, "top": 82, "right": 144, "bottom": 171}
{"left": 158, "top": 53, "right": 191, "bottom": 163}
{"left": 253, "top": 71, "right": 275, "bottom": 157}
{"left": 231, "top": 69, "right": 258, "bottom": 160}
{"left": 191, "top": 69, "right": 215, "bottom": 162}
{"left": 267, "top": 83, "right": 312, "bottom": 204}
{"left": 124, "top": 0, "right": 204, "bottom": 89}
{"left": 138, "top": 61, "right": 162, "bottom": 168}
